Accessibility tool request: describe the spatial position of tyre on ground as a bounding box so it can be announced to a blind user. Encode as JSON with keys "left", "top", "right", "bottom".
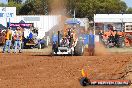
{"left": 80, "top": 77, "right": 91, "bottom": 86}
{"left": 118, "top": 37, "right": 125, "bottom": 48}
{"left": 74, "top": 41, "right": 84, "bottom": 56}
{"left": 38, "top": 43, "right": 42, "bottom": 49}
{"left": 52, "top": 43, "right": 58, "bottom": 55}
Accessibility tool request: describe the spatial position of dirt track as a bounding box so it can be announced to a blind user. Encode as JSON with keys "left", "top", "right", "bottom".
{"left": 0, "top": 43, "right": 132, "bottom": 88}
{"left": 0, "top": 49, "right": 131, "bottom": 88}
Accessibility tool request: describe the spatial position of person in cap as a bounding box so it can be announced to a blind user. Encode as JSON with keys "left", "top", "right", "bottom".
{"left": 2, "top": 27, "right": 12, "bottom": 53}
{"left": 13, "top": 27, "right": 23, "bottom": 53}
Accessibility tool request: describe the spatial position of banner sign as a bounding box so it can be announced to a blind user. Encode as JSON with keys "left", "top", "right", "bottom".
{"left": 9, "top": 23, "right": 34, "bottom": 28}
{"left": 24, "top": 17, "right": 40, "bottom": 21}
{"left": 0, "top": 7, "right": 16, "bottom": 18}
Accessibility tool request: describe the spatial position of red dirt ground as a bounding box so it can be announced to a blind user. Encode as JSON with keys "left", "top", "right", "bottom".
{"left": 0, "top": 51, "right": 131, "bottom": 88}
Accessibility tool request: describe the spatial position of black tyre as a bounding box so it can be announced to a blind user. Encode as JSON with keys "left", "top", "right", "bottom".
{"left": 80, "top": 77, "right": 90, "bottom": 86}
{"left": 52, "top": 43, "right": 58, "bottom": 54}
{"left": 118, "top": 37, "right": 125, "bottom": 48}
{"left": 51, "top": 49, "right": 54, "bottom": 56}
{"left": 71, "top": 49, "right": 74, "bottom": 56}
{"left": 21, "top": 42, "right": 24, "bottom": 49}
{"left": 74, "top": 41, "right": 84, "bottom": 56}
{"left": 38, "top": 43, "right": 41, "bottom": 49}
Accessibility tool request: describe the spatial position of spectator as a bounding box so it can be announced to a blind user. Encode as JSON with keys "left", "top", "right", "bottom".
{"left": 88, "top": 30, "right": 95, "bottom": 56}
{"left": 13, "top": 27, "right": 23, "bottom": 53}
{"left": 114, "top": 31, "right": 119, "bottom": 46}
{"left": 2, "top": 28, "right": 12, "bottom": 53}
{"left": 99, "top": 29, "right": 103, "bottom": 42}
{"left": 28, "top": 31, "right": 33, "bottom": 39}
{"left": 0, "top": 29, "right": 2, "bottom": 44}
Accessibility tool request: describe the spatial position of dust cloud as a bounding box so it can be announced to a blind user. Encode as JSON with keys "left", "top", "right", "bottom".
{"left": 49, "top": 0, "right": 69, "bottom": 34}
{"left": 86, "top": 30, "right": 108, "bottom": 56}
{"left": 49, "top": 0, "right": 66, "bottom": 15}
{"left": 84, "top": 42, "right": 108, "bottom": 56}
{"left": 95, "top": 42, "right": 108, "bottom": 56}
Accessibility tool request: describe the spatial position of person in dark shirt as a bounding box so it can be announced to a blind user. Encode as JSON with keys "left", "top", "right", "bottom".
{"left": 88, "top": 30, "right": 95, "bottom": 56}
{"left": 114, "top": 31, "right": 119, "bottom": 47}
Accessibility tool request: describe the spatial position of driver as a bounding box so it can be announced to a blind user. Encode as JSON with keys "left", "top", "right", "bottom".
{"left": 61, "top": 37, "right": 69, "bottom": 47}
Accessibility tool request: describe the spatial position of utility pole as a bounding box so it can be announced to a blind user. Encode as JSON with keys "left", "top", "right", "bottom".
{"left": 73, "top": 9, "right": 75, "bottom": 22}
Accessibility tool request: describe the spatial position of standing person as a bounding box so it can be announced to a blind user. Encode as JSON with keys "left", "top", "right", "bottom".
{"left": 0, "top": 29, "right": 2, "bottom": 44}
{"left": 88, "top": 30, "right": 95, "bottom": 56}
{"left": 99, "top": 29, "right": 103, "bottom": 42}
{"left": 2, "top": 28, "right": 12, "bottom": 53}
{"left": 114, "top": 31, "right": 119, "bottom": 47}
{"left": 13, "top": 27, "right": 23, "bottom": 53}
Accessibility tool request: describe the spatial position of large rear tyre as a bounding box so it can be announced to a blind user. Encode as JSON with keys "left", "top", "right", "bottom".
{"left": 80, "top": 77, "right": 91, "bottom": 86}
{"left": 71, "top": 49, "right": 74, "bottom": 56}
{"left": 38, "top": 44, "right": 42, "bottom": 49}
{"left": 51, "top": 49, "right": 55, "bottom": 56}
{"left": 21, "top": 42, "right": 24, "bottom": 49}
{"left": 74, "top": 41, "right": 84, "bottom": 56}
{"left": 118, "top": 37, "right": 125, "bottom": 48}
{"left": 52, "top": 43, "right": 58, "bottom": 55}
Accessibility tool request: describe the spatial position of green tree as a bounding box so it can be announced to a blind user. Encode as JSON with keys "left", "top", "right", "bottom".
{"left": 8, "top": 0, "right": 22, "bottom": 4}
{"left": 19, "top": 2, "right": 35, "bottom": 15}
{"left": 8, "top": 1, "right": 23, "bottom": 14}
{"left": 66, "top": 0, "right": 127, "bottom": 20}
{"left": 19, "top": 0, "right": 49, "bottom": 15}
{"left": 17, "top": 0, "right": 128, "bottom": 20}
{"left": 0, "top": 3, "right": 7, "bottom": 7}
{"left": 126, "top": 8, "right": 132, "bottom": 14}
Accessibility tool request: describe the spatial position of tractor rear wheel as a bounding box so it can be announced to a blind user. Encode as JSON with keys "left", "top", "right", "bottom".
{"left": 118, "top": 37, "right": 125, "bottom": 48}
{"left": 80, "top": 77, "right": 91, "bottom": 86}
{"left": 74, "top": 41, "right": 84, "bottom": 56}
{"left": 71, "top": 49, "right": 74, "bottom": 56}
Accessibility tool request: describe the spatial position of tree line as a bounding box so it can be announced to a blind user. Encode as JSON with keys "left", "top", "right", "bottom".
{"left": 0, "top": 0, "right": 132, "bottom": 20}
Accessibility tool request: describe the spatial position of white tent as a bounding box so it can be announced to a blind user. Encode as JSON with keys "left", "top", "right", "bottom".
{"left": 94, "top": 14, "right": 132, "bottom": 23}
{"left": 93, "top": 14, "right": 132, "bottom": 33}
